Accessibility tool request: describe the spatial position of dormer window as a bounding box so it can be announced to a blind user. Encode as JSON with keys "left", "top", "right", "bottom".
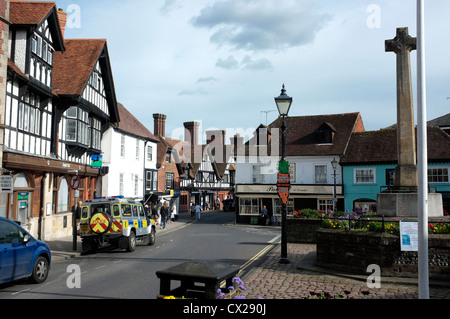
{"left": 316, "top": 123, "right": 336, "bottom": 144}
{"left": 31, "top": 33, "right": 53, "bottom": 65}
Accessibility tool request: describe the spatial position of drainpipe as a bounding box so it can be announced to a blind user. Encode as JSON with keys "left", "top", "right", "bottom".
{"left": 38, "top": 173, "right": 47, "bottom": 241}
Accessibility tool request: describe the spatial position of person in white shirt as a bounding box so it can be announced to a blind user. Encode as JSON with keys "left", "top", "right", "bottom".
{"left": 170, "top": 203, "right": 177, "bottom": 222}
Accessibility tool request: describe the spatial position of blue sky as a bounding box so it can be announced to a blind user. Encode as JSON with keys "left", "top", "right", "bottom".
{"left": 54, "top": 0, "right": 450, "bottom": 142}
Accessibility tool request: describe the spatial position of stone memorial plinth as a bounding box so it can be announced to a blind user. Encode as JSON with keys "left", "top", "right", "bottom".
{"left": 377, "top": 27, "right": 443, "bottom": 218}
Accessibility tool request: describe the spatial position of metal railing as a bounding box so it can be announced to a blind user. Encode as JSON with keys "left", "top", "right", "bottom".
{"left": 320, "top": 214, "right": 449, "bottom": 233}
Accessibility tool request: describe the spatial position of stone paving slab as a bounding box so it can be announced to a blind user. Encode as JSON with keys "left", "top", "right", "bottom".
{"left": 241, "top": 244, "right": 450, "bottom": 300}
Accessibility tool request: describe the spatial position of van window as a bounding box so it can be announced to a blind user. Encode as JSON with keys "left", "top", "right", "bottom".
{"left": 91, "top": 204, "right": 111, "bottom": 216}
{"left": 81, "top": 206, "right": 89, "bottom": 219}
{"left": 138, "top": 205, "right": 144, "bottom": 218}
{"left": 132, "top": 205, "right": 138, "bottom": 217}
{"left": 112, "top": 204, "right": 120, "bottom": 217}
{"left": 122, "top": 204, "right": 131, "bottom": 217}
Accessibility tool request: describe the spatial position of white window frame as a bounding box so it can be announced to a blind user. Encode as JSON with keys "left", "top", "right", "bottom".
{"left": 119, "top": 173, "right": 124, "bottom": 195}
{"left": 354, "top": 168, "right": 376, "bottom": 184}
{"left": 147, "top": 145, "right": 153, "bottom": 162}
{"left": 428, "top": 167, "right": 449, "bottom": 184}
{"left": 315, "top": 165, "right": 327, "bottom": 184}
{"left": 120, "top": 135, "right": 125, "bottom": 158}
{"left": 136, "top": 139, "right": 140, "bottom": 159}
{"left": 318, "top": 199, "right": 334, "bottom": 212}
{"left": 273, "top": 198, "right": 294, "bottom": 217}
{"left": 239, "top": 198, "right": 260, "bottom": 216}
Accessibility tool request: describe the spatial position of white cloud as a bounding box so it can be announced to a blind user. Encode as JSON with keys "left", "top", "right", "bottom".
{"left": 216, "top": 55, "right": 239, "bottom": 70}
{"left": 191, "top": 0, "right": 332, "bottom": 52}
{"left": 241, "top": 55, "right": 273, "bottom": 71}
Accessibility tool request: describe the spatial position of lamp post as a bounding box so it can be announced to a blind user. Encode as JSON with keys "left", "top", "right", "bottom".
{"left": 275, "top": 84, "right": 292, "bottom": 264}
{"left": 331, "top": 158, "right": 338, "bottom": 212}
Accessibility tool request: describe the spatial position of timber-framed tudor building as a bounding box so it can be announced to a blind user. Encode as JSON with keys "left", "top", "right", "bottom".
{"left": 1, "top": 1, "right": 119, "bottom": 239}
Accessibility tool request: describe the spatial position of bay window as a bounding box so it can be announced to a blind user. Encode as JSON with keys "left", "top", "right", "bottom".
{"left": 65, "top": 106, "right": 101, "bottom": 150}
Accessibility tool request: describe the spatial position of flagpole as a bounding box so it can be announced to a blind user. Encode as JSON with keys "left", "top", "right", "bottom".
{"left": 417, "top": 0, "right": 429, "bottom": 300}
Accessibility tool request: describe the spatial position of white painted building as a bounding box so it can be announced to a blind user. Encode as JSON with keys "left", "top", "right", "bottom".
{"left": 234, "top": 113, "right": 365, "bottom": 223}
{"left": 101, "top": 103, "right": 159, "bottom": 202}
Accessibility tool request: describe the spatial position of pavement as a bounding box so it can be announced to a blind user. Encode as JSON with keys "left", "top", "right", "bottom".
{"left": 45, "top": 212, "right": 450, "bottom": 300}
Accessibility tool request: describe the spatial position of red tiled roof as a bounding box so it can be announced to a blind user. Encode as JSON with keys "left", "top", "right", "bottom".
{"left": 116, "top": 103, "right": 159, "bottom": 143}
{"left": 10, "top": 0, "right": 55, "bottom": 25}
{"left": 268, "top": 112, "right": 365, "bottom": 156}
{"left": 53, "top": 39, "right": 106, "bottom": 95}
{"left": 340, "top": 127, "right": 450, "bottom": 165}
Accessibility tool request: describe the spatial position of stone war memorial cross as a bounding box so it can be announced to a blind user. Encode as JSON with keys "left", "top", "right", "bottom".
{"left": 385, "top": 27, "right": 418, "bottom": 190}
{"left": 378, "top": 27, "right": 443, "bottom": 217}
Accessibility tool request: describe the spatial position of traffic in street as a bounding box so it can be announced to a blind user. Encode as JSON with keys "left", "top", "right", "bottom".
{"left": 0, "top": 211, "right": 279, "bottom": 299}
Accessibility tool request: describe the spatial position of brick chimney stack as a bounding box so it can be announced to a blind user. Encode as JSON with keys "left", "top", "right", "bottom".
{"left": 206, "top": 130, "right": 226, "bottom": 146}
{"left": 57, "top": 8, "right": 67, "bottom": 38}
{"left": 153, "top": 114, "right": 167, "bottom": 137}
{"left": 184, "top": 122, "right": 200, "bottom": 146}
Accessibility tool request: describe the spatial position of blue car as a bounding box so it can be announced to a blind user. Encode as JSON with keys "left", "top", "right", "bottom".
{"left": 0, "top": 217, "right": 51, "bottom": 284}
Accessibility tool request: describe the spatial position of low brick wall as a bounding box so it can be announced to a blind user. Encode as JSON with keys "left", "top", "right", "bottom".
{"left": 287, "top": 219, "right": 323, "bottom": 244}
{"left": 316, "top": 229, "right": 450, "bottom": 279}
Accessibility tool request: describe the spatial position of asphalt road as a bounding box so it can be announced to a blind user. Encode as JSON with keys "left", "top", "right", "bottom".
{"left": 0, "top": 211, "right": 280, "bottom": 299}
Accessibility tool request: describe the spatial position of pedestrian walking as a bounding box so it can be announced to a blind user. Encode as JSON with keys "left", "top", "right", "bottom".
{"left": 190, "top": 203, "right": 195, "bottom": 219}
{"left": 216, "top": 197, "right": 220, "bottom": 210}
{"left": 195, "top": 203, "right": 202, "bottom": 220}
{"left": 160, "top": 202, "right": 169, "bottom": 230}
{"left": 260, "top": 205, "right": 268, "bottom": 225}
{"left": 170, "top": 203, "right": 177, "bottom": 222}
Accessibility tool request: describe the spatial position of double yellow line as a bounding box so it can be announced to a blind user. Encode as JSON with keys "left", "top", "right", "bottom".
{"left": 238, "top": 235, "right": 281, "bottom": 277}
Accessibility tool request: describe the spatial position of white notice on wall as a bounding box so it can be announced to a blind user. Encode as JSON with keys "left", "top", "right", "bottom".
{"left": 400, "top": 222, "right": 418, "bottom": 252}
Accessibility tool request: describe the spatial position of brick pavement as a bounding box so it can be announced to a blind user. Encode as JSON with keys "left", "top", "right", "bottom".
{"left": 241, "top": 243, "right": 450, "bottom": 299}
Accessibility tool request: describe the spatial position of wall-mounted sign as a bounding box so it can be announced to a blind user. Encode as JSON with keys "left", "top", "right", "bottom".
{"left": 91, "top": 155, "right": 103, "bottom": 169}
{"left": 18, "top": 192, "right": 29, "bottom": 200}
{"left": 0, "top": 176, "right": 13, "bottom": 193}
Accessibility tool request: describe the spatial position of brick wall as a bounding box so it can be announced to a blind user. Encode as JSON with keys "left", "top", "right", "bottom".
{"left": 0, "top": 0, "right": 9, "bottom": 169}
{"left": 287, "top": 218, "right": 323, "bottom": 244}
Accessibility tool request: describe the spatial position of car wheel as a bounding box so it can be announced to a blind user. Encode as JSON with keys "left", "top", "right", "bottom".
{"left": 147, "top": 227, "right": 156, "bottom": 246}
{"left": 30, "top": 256, "right": 49, "bottom": 284}
{"left": 126, "top": 231, "right": 136, "bottom": 252}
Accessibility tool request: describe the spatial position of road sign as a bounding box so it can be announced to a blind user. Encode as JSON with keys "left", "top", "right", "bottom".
{"left": 277, "top": 173, "right": 291, "bottom": 205}
{"left": 70, "top": 175, "right": 81, "bottom": 190}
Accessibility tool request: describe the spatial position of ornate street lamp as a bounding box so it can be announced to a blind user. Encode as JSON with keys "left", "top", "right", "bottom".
{"left": 275, "top": 84, "right": 292, "bottom": 264}
{"left": 331, "top": 158, "right": 338, "bottom": 212}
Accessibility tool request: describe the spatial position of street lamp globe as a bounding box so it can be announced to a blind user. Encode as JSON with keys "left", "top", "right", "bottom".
{"left": 275, "top": 84, "right": 293, "bottom": 117}
{"left": 331, "top": 158, "right": 339, "bottom": 170}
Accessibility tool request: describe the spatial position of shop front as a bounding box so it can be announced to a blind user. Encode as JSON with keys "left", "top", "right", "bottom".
{"left": 1, "top": 151, "right": 99, "bottom": 240}
{"left": 235, "top": 184, "right": 344, "bottom": 224}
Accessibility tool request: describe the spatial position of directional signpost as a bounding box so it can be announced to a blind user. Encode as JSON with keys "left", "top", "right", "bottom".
{"left": 277, "top": 160, "right": 291, "bottom": 264}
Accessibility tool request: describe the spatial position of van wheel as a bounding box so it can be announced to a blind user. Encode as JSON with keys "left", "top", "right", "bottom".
{"left": 126, "top": 231, "right": 136, "bottom": 252}
{"left": 147, "top": 228, "right": 156, "bottom": 246}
